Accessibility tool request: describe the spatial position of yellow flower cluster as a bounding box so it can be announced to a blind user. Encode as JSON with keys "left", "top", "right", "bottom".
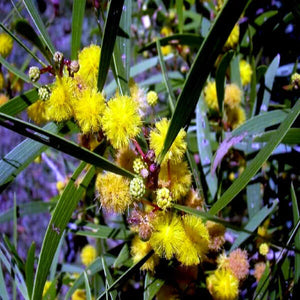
{"left": 0, "top": 33, "right": 13, "bottom": 57}
{"left": 80, "top": 244, "right": 97, "bottom": 266}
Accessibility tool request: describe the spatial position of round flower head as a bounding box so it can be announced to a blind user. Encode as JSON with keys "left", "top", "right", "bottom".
{"left": 159, "top": 160, "right": 191, "bottom": 201}
{"left": 240, "top": 60, "right": 252, "bottom": 86}
{"left": 74, "top": 88, "right": 105, "bottom": 134}
{"left": 224, "top": 24, "right": 239, "bottom": 49}
{"left": 156, "top": 187, "right": 173, "bottom": 211}
{"left": 206, "top": 269, "right": 239, "bottom": 300}
{"left": 259, "top": 243, "right": 269, "bottom": 256}
{"left": 131, "top": 235, "right": 159, "bottom": 272}
{"left": 226, "top": 105, "right": 246, "bottom": 129}
{"left": 133, "top": 157, "right": 147, "bottom": 175}
{"left": 224, "top": 84, "right": 242, "bottom": 108}
{"left": 149, "top": 212, "right": 186, "bottom": 260}
{"left": 0, "top": 94, "right": 9, "bottom": 106}
{"left": 116, "top": 147, "right": 136, "bottom": 173}
{"left": 46, "top": 76, "right": 77, "bottom": 122}
{"left": 149, "top": 118, "right": 187, "bottom": 165}
{"left": 129, "top": 79, "right": 148, "bottom": 117}
{"left": 0, "top": 72, "right": 4, "bottom": 90}
{"left": 76, "top": 44, "right": 101, "bottom": 88}
{"left": 147, "top": 91, "right": 158, "bottom": 106}
{"left": 102, "top": 95, "right": 142, "bottom": 149}
{"left": 0, "top": 33, "right": 13, "bottom": 57}
{"left": 228, "top": 248, "right": 249, "bottom": 280}
{"left": 80, "top": 244, "right": 97, "bottom": 266}
{"left": 28, "top": 66, "right": 40, "bottom": 82}
{"left": 96, "top": 172, "right": 132, "bottom": 213}
{"left": 130, "top": 177, "right": 145, "bottom": 199}
{"left": 38, "top": 86, "right": 51, "bottom": 101}
{"left": 206, "top": 221, "right": 226, "bottom": 251}
{"left": 177, "top": 215, "right": 210, "bottom": 266}
{"left": 204, "top": 81, "right": 218, "bottom": 111}
{"left": 254, "top": 262, "right": 266, "bottom": 282}
{"left": 27, "top": 100, "right": 49, "bottom": 124}
{"left": 71, "top": 289, "right": 86, "bottom": 300}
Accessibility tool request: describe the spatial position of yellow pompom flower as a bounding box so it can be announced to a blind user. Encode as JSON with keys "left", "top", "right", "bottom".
{"left": 74, "top": 88, "right": 105, "bottom": 134}
{"left": 0, "top": 72, "right": 4, "bottom": 90}
{"left": 147, "top": 91, "right": 158, "bottom": 106}
{"left": 46, "top": 76, "right": 77, "bottom": 122}
{"left": 76, "top": 44, "right": 101, "bottom": 88}
{"left": 0, "top": 94, "right": 8, "bottom": 106}
{"left": 149, "top": 212, "right": 186, "bottom": 260}
{"left": 240, "top": 60, "right": 252, "bottom": 86}
{"left": 259, "top": 243, "right": 269, "bottom": 256}
{"left": 149, "top": 118, "right": 187, "bottom": 165}
{"left": 158, "top": 161, "right": 191, "bottom": 201}
{"left": 71, "top": 289, "right": 86, "bottom": 300}
{"left": 96, "top": 172, "right": 132, "bottom": 213}
{"left": 102, "top": 95, "right": 142, "bottom": 149}
{"left": 0, "top": 33, "right": 13, "bottom": 57}
{"left": 224, "top": 84, "right": 242, "bottom": 108}
{"left": 204, "top": 81, "right": 218, "bottom": 111}
{"left": 131, "top": 235, "right": 159, "bottom": 272}
{"left": 80, "top": 244, "right": 97, "bottom": 266}
{"left": 226, "top": 106, "right": 246, "bottom": 129}
{"left": 177, "top": 215, "right": 210, "bottom": 266}
{"left": 156, "top": 187, "right": 173, "bottom": 211}
{"left": 206, "top": 269, "right": 239, "bottom": 300}
{"left": 224, "top": 24, "right": 239, "bottom": 49}
{"left": 116, "top": 147, "right": 136, "bottom": 173}
{"left": 27, "top": 100, "right": 49, "bottom": 124}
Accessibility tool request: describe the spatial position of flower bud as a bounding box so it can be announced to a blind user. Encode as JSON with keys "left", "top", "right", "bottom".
{"left": 130, "top": 177, "right": 146, "bottom": 199}
{"left": 146, "top": 91, "right": 158, "bottom": 106}
{"left": 133, "top": 158, "right": 147, "bottom": 174}
{"left": 53, "top": 51, "right": 64, "bottom": 64}
{"left": 156, "top": 187, "right": 173, "bottom": 210}
{"left": 70, "top": 60, "right": 80, "bottom": 74}
{"left": 28, "top": 66, "right": 40, "bottom": 82}
{"left": 38, "top": 86, "right": 51, "bottom": 101}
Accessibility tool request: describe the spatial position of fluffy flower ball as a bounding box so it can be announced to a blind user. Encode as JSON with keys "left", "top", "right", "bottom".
{"left": 224, "top": 84, "right": 242, "bottom": 108}
{"left": 96, "top": 172, "right": 132, "bottom": 213}
{"left": 27, "top": 100, "right": 49, "bottom": 124}
{"left": 102, "top": 95, "right": 142, "bottom": 149}
{"left": 224, "top": 24, "right": 239, "bottom": 49}
{"left": 80, "top": 244, "right": 97, "bottom": 266}
{"left": 240, "top": 60, "right": 252, "bottom": 86}
{"left": 71, "top": 289, "right": 86, "bottom": 300}
{"left": 204, "top": 81, "right": 218, "bottom": 111}
{"left": 226, "top": 105, "right": 246, "bottom": 129}
{"left": 149, "top": 118, "right": 187, "bottom": 165}
{"left": 228, "top": 248, "right": 249, "bottom": 280}
{"left": 0, "top": 33, "right": 13, "bottom": 57}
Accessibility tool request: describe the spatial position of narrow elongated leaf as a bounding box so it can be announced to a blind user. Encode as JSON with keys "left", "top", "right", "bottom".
{"left": 0, "top": 22, "right": 46, "bottom": 66}
{"left": 0, "top": 113, "right": 134, "bottom": 178}
{"left": 259, "top": 55, "right": 280, "bottom": 113}
{"left": 0, "top": 88, "right": 38, "bottom": 116}
{"left": 0, "top": 56, "right": 40, "bottom": 88}
{"left": 176, "top": 0, "right": 184, "bottom": 33}
{"left": 97, "top": 0, "right": 125, "bottom": 91}
{"left": 25, "top": 242, "right": 35, "bottom": 299}
{"left": 291, "top": 184, "right": 300, "bottom": 284}
{"left": 97, "top": 251, "right": 154, "bottom": 300}
{"left": 0, "top": 261, "right": 9, "bottom": 300}
{"left": 157, "top": 0, "right": 249, "bottom": 164}
{"left": 23, "top": 0, "right": 56, "bottom": 56}
{"left": 253, "top": 128, "right": 300, "bottom": 145}
{"left": 246, "top": 183, "right": 262, "bottom": 219}
{"left": 32, "top": 164, "right": 95, "bottom": 300}
{"left": 113, "top": 244, "right": 131, "bottom": 268}
{"left": 230, "top": 199, "right": 278, "bottom": 250}
{"left": 84, "top": 272, "right": 92, "bottom": 300}
{"left": 255, "top": 263, "right": 270, "bottom": 299}
{"left": 71, "top": 0, "right": 86, "bottom": 60}
{"left": 65, "top": 256, "right": 115, "bottom": 299}
{"left": 143, "top": 273, "right": 164, "bottom": 300}
{"left": 75, "top": 226, "right": 132, "bottom": 240}
{"left": 102, "top": 256, "right": 117, "bottom": 300}
{"left": 49, "top": 233, "right": 64, "bottom": 280}
{"left": 209, "top": 99, "right": 300, "bottom": 215}
{"left": 14, "top": 19, "right": 52, "bottom": 63}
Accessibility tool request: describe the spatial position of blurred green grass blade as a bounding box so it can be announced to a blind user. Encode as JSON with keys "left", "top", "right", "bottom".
{"left": 0, "top": 122, "right": 59, "bottom": 191}
{"left": 253, "top": 128, "right": 300, "bottom": 145}
{"left": 118, "top": 0, "right": 131, "bottom": 82}
{"left": 14, "top": 19, "right": 52, "bottom": 63}
{"left": 75, "top": 226, "right": 132, "bottom": 240}
{"left": 139, "top": 34, "right": 203, "bottom": 52}
{"left": 156, "top": 39, "right": 175, "bottom": 112}
{"left": 49, "top": 233, "right": 64, "bottom": 280}
{"left": 255, "top": 263, "right": 270, "bottom": 300}
{"left": 0, "top": 261, "right": 9, "bottom": 300}
{"left": 97, "top": 251, "right": 154, "bottom": 300}
{"left": 260, "top": 54, "right": 280, "bottom": 113}
{"left": 246, "top": 183, "right": 262, "bottom": 219}
{"left": 291, "top": 183, "right": 300, "bottom": 285}
{"left": 216, "top": 50, "right": 234, "bottom": 113}
{"left": 143, "top": 273, "right": 164, "bottom": 300}
{"left": 0, "top": 88, "right": 38, "bottom": 116}
{"left": 230, "top": 199, "right": 278, "bottom": 250}
{"left": 97, "top": 0, "right": 125, "bottom": 92}
{"left": 249, "top": 56, "right": 257, "bottom": 117}
{"left": 0, "top": 113, "right": 134, "bottom": 178}
{"left": 176, "top": 0, "right": 183, "bottom": 33}
{"left": 64, "top": 256, "right": 115, "bottom": 299}
{"left": 71, "top": 0, "right": 86, "bottom": 60}
{"left": 0, "top": 55, "right": 40, "bottom": 88}
{"left": 0, "top": 22, "right": 46, "bottom": 67}
{"left": 101, "top": 256, "right": 117, "bottom": 300}
{"left": 209, "top": 99, "right": 300, "bottom": 215}
{"left": 113, "top": 244, "right": 131, "bottom": 268}
{"left": 230, "top": 55, "right": 242, "bottom": 88}
{"left": 157, "top": 0, "right": 249, "bottom": 164}
{"left": 84, "top": 272, "right": 92, "bottom": 300}
{"left": 23, "top": 0, "right": 55, "bottom": 56}
{"left": 32, "top": 163, "right": 95, "bottom": 300}
{"left": 231, "top": 109, "right": 289, "bottom": 137}
{"left": 196, "top": 96, "right": 217, "bottom": 199}
{"left": 25, "top": 242, "right": 35, "bottom": 299}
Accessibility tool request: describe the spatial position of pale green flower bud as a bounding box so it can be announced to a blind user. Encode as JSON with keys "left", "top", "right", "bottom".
{"left": 130, "top": 177, "right": 145, "bottom": 199}
{"left": 28, "top": 66, "right": 40, "bottom": 82}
